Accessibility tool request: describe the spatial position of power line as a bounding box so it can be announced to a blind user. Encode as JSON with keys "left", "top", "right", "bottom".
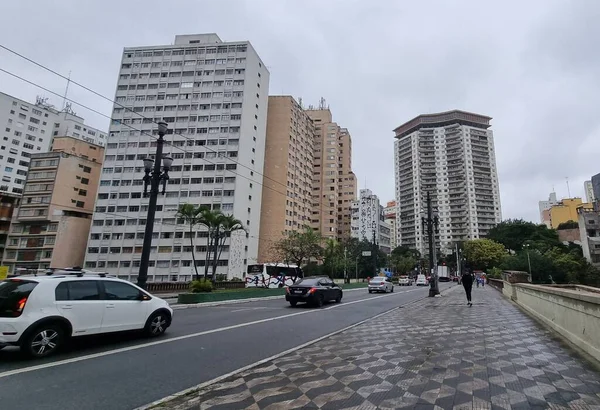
{"left": 0, "top": 44, "right": 329, "bottom": 215}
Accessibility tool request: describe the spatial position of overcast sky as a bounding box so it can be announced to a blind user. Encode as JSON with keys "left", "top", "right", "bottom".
{"left": 1, "top": 0, "right": 598, "bottom": 222}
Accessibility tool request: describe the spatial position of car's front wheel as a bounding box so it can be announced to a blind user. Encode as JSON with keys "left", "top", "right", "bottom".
{"left": 22, "top": 323, "right": 64, "bottom": 358}
{"left": 335, "top": 292, "right": 342, "bottom": 303}
{"left": 145, "top": 311, "right": 170, "bottom": 337}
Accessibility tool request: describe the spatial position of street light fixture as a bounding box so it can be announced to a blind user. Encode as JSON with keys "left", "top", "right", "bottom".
{"left": 138, "top": 121, "right": 172, "bottom": 290}
{"left": 421, "top": 191, "right": 440, "bottom": 297}
{"left": 524, "top": 243, "right": 532, "bottom": 282}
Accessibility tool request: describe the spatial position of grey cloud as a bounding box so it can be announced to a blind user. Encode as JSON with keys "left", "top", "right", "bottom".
{"left": 1, "top": 0, "right": 598, "bottom": 223}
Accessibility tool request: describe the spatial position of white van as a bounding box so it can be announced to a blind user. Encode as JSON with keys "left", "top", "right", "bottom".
{"left": 415, "top": 274, "right": 429, "bottom": 286}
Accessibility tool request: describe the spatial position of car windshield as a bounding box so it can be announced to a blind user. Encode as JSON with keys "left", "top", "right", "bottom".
{"left": 0, "top": 279, "right": 38, "bottom": 318}
{"left": 295, "top": 278, "right": 321, "bottom": 286}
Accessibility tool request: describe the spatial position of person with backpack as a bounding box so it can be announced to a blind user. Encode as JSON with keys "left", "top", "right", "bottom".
{"left": 461, "top": 268, "right": 474, "bottom": 307}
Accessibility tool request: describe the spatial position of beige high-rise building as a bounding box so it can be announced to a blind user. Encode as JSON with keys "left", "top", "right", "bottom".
{"left": 306, "top": 106, "right": 356, "bottom": 240}
{"left": 258, "top": 96, "right": 315, "bottom": 262}
{"left": 3, "top": 137, "right": 104, "bottom": 273}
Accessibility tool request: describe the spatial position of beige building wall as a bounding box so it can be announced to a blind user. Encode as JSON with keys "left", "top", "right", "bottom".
{"left": 306, "top": 108, "right": 356, "bottom": 241}
{"left": 2, "top": 137, "right": 104, "bottom": 272}
{"left": 258, "top": 96, "right": 315, "bottom": 262}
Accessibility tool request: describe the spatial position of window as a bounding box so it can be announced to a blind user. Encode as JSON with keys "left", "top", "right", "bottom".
{"left": 103, "top": 281, "right": 141, "bottom": 301}
{"left": 55, "top": 281, "right": 100, "bottom": 301}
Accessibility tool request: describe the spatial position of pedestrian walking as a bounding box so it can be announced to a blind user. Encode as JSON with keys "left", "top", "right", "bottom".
{"left": 461, "top": 269, "right": 474, "bottom": 306}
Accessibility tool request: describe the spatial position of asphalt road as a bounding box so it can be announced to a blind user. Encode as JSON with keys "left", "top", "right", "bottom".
{"left": 0, "top": 283, "right": 453, "bottom": 410}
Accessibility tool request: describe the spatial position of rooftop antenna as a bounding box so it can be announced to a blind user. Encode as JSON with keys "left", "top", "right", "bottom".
{"left": 319, "top": 97, "right": 326, "bottom": 110}
{"left": 565, "top": 177, "right": 571, "bottom": 198}
{"left": 298, "top": 97, "right": 303, "bottom": 109}
{"left": 62, "top": 70, "right": 72, "bottom": 110}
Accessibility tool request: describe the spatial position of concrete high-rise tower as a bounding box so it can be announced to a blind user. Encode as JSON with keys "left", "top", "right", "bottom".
{"left": 84, "top": 34, "right": 270, "bottom": 281}
{"left": 393, "top": 110, "right": 501, "bottom": 256}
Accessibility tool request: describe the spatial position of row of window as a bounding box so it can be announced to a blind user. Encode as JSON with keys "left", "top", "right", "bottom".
{"left": 117, "top": 82, "right": 245, "bottom": 91}
{"left": 125, "top": 45, "right": 247, "bottom": 58}
{"left": 121, "top": 58, "right": 246, "bottom": 70}
{"left": 88, "top": 244, "right": 230, "bottom": 254}
{"left": 90, "top": 206, "right": 235, "bottom": 227}
{"left": 119, "top": 68, "right": 246, "bottom": 81}
{"left": 85, "top": 259, "right": 229, "bottom": 269}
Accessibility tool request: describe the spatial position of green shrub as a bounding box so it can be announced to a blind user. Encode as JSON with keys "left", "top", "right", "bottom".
{"left": 190, "top": 279, "right": 213, "bottom": 293}
{"left": 230, "top": 277, "right": 243, "bottom": 282}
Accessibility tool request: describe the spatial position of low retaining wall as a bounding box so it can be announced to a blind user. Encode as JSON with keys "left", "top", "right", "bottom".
{"left": 498, "top": 282, "right": 600, "bottom": 364}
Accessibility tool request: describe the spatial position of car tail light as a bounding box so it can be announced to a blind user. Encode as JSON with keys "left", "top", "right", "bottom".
{"left": 308, "top": 287, "right": 317, "bottom": 294}
{"left": 14, "top": 297, "right": 28, "bottom": 317}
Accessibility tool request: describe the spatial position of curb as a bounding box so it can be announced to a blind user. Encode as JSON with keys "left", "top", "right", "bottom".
{"left": 170, "top": 286, "right": 367, "bottom": 310}
{"left": 135, "top": 284, "right": 454, "bottom": 410}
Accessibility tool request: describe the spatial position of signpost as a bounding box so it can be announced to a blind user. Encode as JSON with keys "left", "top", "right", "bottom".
{"left": 361, "top": 251, "right": 371, "bottom": 257}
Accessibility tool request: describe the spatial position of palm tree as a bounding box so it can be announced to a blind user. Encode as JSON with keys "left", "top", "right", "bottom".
{"left": 175, "top": 204, "right": 207, "bottom": 281}
{"left": 210, "top": 214, "right": 246, "bottom": 283}
{"left": 196, "top": 208, "right": 224, "bottom": 280}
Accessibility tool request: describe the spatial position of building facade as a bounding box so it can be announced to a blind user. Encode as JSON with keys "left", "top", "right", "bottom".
{"left": 584, "top": 180, "right": 595, "bottom": 204}
{"left": 548, "top": 197, "right": 592, "bottom": 229}
{"left": 306, "top": 106, "right": 356, "bottom": 241}
{"left": 578, "top": 207, "right": 600, "bottom": 268}
{"left": 257, "top": 96, "right": 315, "bottom": 262}
{"left": 591, "top": 173, "right": 600, "bottom": 202}
{"left": 2, "top": 137, "right": 104, "bottom": 272}
{"left": 393, "top": 110, "right": 502, "bottom": 257}
{"left": 539, "top": 191, "right": 559, "bottom": 227}
{"left": 350, "top": 189, "right": 392, "bottom": 254}
{"left": 0, "top": 93, "right": 106, "bottom": 197}
{"left": 84, "top": 33, "right": 270, "bottom": 282}
{"left": 383, "top": 201, "right": 398, "bottom": 251}
{"left": 0, "top": 193, "right": 20, "bottom": 266}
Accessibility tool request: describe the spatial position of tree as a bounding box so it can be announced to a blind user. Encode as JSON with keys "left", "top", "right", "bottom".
{"left": 196, "top": 208, "right": 245, "bottom": 283}
{"left": 271, "top": 226, "right": 323, "bottom": 269}
{"left": 210, "top": 213, "right": 245, "bottom": 283}
{"left": 557, "top": 220, "right": 579, "bottom": 230}
{"left": 175, "top": 203, "right": 207, "bottom": 281}
{"left": 486, "top": 219, "right": 558, "bottom": 252}
{"left": 390, "top": 254, "right": 417, "bottom": 275}
{"left": 391, "top": 245, "right": 421, "bottom": 260}
{"left": 463, "top": 239, "right": 507, "bottom": 270}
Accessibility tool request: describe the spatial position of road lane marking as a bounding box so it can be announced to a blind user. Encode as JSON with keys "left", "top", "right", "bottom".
{"left": 134, "top": 303, "right": 404, "bottom": 410}
{"left": 0, "top": 290, "right": 416, "bottom": 379}
{"left": 230, "top": 307, "right": 273, "bottom": 313}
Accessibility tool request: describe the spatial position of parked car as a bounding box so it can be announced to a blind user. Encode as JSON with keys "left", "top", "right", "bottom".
{"left": 285, "top": 276, "right": 342, "bottom": 307}
{"left": 368, "top": 277, "right": 394, "bottom": 293}
{"left": 398, "top": 276, "right": 413, "bottom": 286}
{"left": 415, "top": 274, "right": 429, "bottom": 286}
{"left": 0, "top": 272, "right": 173, "bottom": 358}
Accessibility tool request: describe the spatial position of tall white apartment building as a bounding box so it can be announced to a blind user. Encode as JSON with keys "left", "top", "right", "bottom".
{"left": 383, "top": 201, "right": 397, "bottom": 251}
{"left": 393, "top": 110, "right": 501, "bottom": 257}
{"left": 84, "top": 34, "right": 269, "bottom": 282}
{"left": 350, "top": 189, "right": 392, "bottom": 254}
{"left": 0, "top": 92, "right": 106, "bottom": 195}
{"left": 539, "top": 191, "right": 559, "bottom": 227}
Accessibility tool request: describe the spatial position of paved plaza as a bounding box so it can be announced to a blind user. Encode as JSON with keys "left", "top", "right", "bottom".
{"left": 157, "top": 284, "right": 600, "bottom": 410}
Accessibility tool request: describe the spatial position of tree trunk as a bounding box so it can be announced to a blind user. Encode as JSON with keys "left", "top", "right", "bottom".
{"left": 190, "top": 225, "right": 199, "bottom": 281}
{"left": 211, "top": 227, "right": 221, "bottom": 284}
{"left": 204, "top": 231, "right": 212, "bottom": 281}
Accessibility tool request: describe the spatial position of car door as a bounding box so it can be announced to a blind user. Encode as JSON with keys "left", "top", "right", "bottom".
{"left": 54, "top": 280, "right": 105, "bottom": 335}
{"left": 100, "top": 280, "right": 151, "bottom": 333}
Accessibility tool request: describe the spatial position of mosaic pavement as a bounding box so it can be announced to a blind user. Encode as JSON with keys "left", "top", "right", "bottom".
{"left": 156, "top": 284, "right": 600, "bottom": 410}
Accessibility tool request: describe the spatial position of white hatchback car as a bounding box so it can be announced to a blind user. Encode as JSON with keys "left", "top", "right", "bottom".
{"left": 0, "top": 272, "right": 173, "bottom": 358}
{"left": 368, "top": 277, "right": 394, "bottom": 293}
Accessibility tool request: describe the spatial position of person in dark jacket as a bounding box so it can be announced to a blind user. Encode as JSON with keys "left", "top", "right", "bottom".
{"left": 461, "top": 269, "right": 474, "bottom": 306}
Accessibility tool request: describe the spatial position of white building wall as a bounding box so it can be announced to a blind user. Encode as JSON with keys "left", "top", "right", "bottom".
{"left": 84, "top": 34, "right": 269, "bottom": 281}
{"left": 350, "top": 189, "right": 390, "bottom": 252}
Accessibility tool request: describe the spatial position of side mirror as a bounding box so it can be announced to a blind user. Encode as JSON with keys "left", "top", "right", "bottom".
{"left": 138, "top": 293, "right": 151, "bottom": 301}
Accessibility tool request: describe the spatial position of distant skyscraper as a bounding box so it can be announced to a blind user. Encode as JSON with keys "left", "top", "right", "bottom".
{"left": 84, "top": 34, "right": 270, "bottom": 281}
{"left": 591, "top": 173, "right": 600, "bottom": 203}
{"left": 393, "top": 110, "right": 501, "bottom": 256}
{"left": 383, "top": 201, "right": 397, "bottom": 250}
{"left": 539, "top": 192, "right": 559, "bottom": 227}
{"left": 306, "top": 106, "right": 356, "bottom": 240}
{"left": 350, "top": 189, "right": 392, "bottom": 254}
{"left": 257, "top": 96, "right": 315, "bottom": 262}
{"left": 584, "top": 180, "right": 595, "bottom": 203}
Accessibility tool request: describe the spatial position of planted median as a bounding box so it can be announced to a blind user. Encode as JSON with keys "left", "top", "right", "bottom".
{"left": 176, "top": 281, "right": 367, "bottom": 304}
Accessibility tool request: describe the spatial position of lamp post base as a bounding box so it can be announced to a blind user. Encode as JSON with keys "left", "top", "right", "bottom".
{"left": 428, "top": 288, "right": 440, "bottom": 297}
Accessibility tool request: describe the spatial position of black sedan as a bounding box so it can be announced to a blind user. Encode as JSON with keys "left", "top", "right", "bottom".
{"left": 285, "top": 276, "right": 343, "bottom": 307}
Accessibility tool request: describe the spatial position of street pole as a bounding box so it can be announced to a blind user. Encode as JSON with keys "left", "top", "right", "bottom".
{"left": 526, "top": 248, "right": 532, "bottom": 282}
{"left": 455, "top": 243, "right": 460, "bottom": 277}
{"left": 424, "top": 192, "right": 440, "bottom": 297}
{"left": 355, "top": 255, "right": 359, "bottom": 282}
{"left": 343, "top": 247, "right": 348, "bottom": 284}
{"left": 372, "top": 228, "right": 377, "bottom": 276}
{"left": 137, "top": 122, "right": 171, "bottom": 290}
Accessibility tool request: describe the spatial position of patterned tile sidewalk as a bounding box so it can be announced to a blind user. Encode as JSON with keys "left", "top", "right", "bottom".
{"left": 155, "top": 285, "right": 600, "bottom": 410}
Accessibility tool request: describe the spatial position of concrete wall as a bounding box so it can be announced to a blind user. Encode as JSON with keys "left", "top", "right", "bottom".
{"left": 503, "top": 282, "right": 600, "bottom": 364}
